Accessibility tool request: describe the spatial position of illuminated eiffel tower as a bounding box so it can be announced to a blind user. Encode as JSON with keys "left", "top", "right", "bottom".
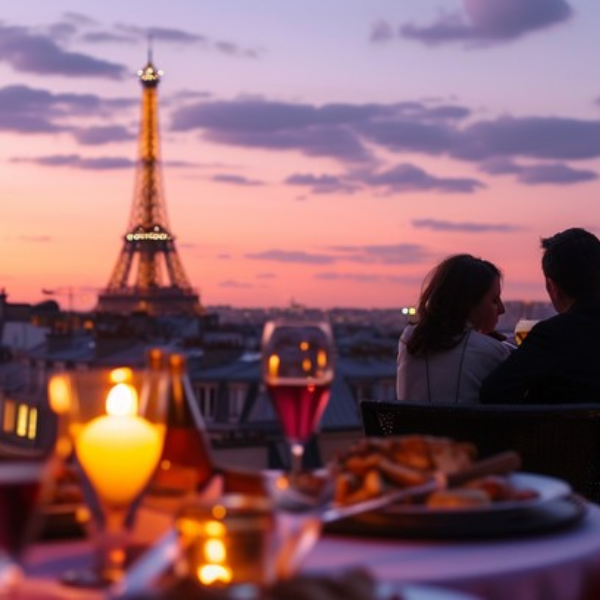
{"left": 96, "top": 53, "right": 201, "bottom": 317}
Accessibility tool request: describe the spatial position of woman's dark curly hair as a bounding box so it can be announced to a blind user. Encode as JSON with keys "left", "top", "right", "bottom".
{"left": 406, "top": 254, "right": 502, "bottom": 356}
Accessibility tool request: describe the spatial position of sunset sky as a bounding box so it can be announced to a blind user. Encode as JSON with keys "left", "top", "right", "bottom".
{"left": 2, "top": 0, "right": 600, "bottom": 311}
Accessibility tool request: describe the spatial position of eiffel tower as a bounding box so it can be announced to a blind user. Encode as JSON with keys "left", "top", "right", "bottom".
{"left": 96, "top": 53, "right": 201, "bottom": 317}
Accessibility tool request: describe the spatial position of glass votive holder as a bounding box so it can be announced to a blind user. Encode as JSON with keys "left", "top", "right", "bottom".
{"left": 175, "top": 494, "right": 276, "bottom": 590}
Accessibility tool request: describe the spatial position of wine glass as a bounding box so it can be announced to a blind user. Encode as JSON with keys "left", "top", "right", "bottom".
{"left": 0, "top": 458, "right": 52, "bottom": 594}
{"left": 48, "top": 366, "right": 169, "bottom": 586}
{"left": 261, "top": 319, "right": 335, "bottom": 477}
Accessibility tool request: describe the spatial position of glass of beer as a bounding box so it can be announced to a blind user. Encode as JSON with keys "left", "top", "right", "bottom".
{"left": 514, "top": 319, "right": 539, "bottom": 346}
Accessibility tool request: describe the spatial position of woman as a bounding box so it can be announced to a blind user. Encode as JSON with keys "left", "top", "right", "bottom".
{"left": 396, "top": 254, "right": 511, "bottom": 404}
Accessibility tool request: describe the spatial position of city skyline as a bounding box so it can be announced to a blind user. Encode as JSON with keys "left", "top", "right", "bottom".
{"left": 1, "top": 1, "right": 599, "bottom": 311}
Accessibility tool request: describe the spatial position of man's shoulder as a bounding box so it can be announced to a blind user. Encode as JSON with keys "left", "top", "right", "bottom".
{"left": 536, "top": 308, "right": 600, "bottom": 332}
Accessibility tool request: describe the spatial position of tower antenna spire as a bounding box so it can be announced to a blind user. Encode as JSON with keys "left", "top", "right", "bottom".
{"left": 147, "top": 33, "right": 153, "bottom": 63}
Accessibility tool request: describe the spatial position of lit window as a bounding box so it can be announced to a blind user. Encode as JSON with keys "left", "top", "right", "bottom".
{"left": 2, "top": 400, "right": 15, "bottom": 433}
{"left": 27, "top": 408, "right": 38, "bottom": 441}
{"left": 16, "top": 404, "right": 29, "bottom": 437}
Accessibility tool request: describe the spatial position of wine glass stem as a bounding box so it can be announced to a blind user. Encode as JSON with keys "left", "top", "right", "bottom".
{"left": 95, "top": 508, "right": 130, "bottom": 583}
{"left": 290, "top": 442, "right": 305, "bottom": 475}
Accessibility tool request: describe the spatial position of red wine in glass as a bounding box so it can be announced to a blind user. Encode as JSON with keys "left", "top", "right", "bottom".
{"left": 266, "top": 382, "right": 331, "bottom": 445}
{"left": 261, "top": 320, "right": 335, "bottom": 475}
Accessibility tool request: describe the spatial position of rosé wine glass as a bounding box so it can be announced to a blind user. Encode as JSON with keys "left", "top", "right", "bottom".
{"left": 261, "top": 319, "right": 335, "bottom": 476}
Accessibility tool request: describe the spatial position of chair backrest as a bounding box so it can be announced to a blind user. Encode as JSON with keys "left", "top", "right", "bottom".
{"left": 360, "top": 400, "right": 600, "bottom": 502}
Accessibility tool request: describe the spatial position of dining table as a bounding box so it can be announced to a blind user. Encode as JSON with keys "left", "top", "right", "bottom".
{"left": 14, "top": 481, "right": 600, "bottom": 600}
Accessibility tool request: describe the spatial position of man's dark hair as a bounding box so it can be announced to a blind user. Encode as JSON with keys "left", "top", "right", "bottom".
{"left": 541, "top": 228, "right": 600, "bottom": 301}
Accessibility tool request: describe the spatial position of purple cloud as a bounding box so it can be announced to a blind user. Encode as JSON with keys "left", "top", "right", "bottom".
{"left": 73, "top": 125, "right": 135, "bottom": 145}
{"left": 245, "top": 250, "right": 336, "bottom": 265}
{"left": 170, "top": 98, "right": 474, "bottom": 166}
{"left": 11, "top": 155, "right": 135, "bottom": 170}
{"left": 357, "top": 119, "right": 455, "bottom": 155}
{"left": 455, "top": 116, "right": 600, "bottom": 160}
{"left": 479, "top": 157, "right": 597, "bottom": 185}
{"left": 358, "top": 163, "right": 484, "bottom": 194}
{"left": 81, "top": 31, "right": 137, "bottom": 44}
{"left": 412, "top": 219, "right": 521, "bottom": 233}
{"left": 358, "top": 112, "right": 600, "bottom": 167}
{"left": 0, "top": 24, "right": 127, "bottom": 78}
{"left": 328, "top": 244, "right": 431, "bottom": 265}
{"left": 0, "top": 84, "right": 135, "bottom": 134}
{"left": 518, "top": 163, "right": 597, "bottom": 185}
{"left": 397, "top": 0, "right": 573, "bottom": 46}
{"left": 212, "top": 174, "right": 264, "bottom": 186}
{"left": 0, "top": 85, "right": 139, "bottom": 137}
{"left": 315, "top": 272, "right": 423, "bottom": 284}
{"left": 170, "top": 99, "right": 401, "bottom": 162}
{"left": 170, "top": 98, "right": 600, "bottom": 169}
{"left": 285, "top": 173, "right": 359, "bottom": 195}
{"left": 462, "top": 0, "right": 573, "bottom": 39}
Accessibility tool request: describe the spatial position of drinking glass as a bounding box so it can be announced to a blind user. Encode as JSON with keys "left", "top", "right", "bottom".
{"left": 48, "top": 367, "right": 169, "bottom": 586}
{"left": 261, "top": 319, "right": 335, "bottom": 476}
{"left": 0, "top": 459, "right": 52, "bottom": 594}
{"left": 514, "top": 319, "right": 539, "bottom": 346}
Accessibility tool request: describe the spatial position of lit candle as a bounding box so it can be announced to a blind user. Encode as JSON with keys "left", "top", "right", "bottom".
{"left": 74, "top": 381, "right": 164, "bottom": 508}
{"left": 176, "top": 495, "right": 275, "bottom": 587}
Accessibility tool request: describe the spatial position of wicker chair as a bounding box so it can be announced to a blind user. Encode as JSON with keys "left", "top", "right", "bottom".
{"left": 360, "top": 400, "right": 600, "bottom": 502}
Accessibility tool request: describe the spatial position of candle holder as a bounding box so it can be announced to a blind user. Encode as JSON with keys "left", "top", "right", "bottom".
{"left": 48, "top": 367, "right": 169, "bottom": 586}
{"left": 175, "top": 494, "right": 277, "bottom": 591}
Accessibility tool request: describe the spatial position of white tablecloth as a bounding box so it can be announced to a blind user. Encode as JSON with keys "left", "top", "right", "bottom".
{"left": 17, "top": 499, "right": 600, "bottom": 600}
{"left": 302, "top": 501, "right": 600, "bottom": 600}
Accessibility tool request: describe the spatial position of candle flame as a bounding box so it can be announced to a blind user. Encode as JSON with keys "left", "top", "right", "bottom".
{"left": 109, "top": 367, "right": 133, "bottom": 384}
{"left": 106, "top": 383, "right": 139, "bottom": 417}
{"left": 197, "top": 564, "right": 232, "bottom": 585}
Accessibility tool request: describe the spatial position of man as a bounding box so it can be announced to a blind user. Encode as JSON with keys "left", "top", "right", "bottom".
{"left": 480, "top": 227, "right": 600, "bottom": 404}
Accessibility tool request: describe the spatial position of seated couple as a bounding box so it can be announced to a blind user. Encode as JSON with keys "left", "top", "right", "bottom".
{"left": 396, "top": 227, "right": 600, "bottom": 405}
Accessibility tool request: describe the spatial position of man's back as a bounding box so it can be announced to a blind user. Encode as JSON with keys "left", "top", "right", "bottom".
{"left": 480, "top": 301, "right": 600, "bottom": 404}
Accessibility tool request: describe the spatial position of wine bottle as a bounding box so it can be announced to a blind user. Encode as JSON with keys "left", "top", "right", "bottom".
{"left": 149, "top": 349, "right": 215, "bottom": 496}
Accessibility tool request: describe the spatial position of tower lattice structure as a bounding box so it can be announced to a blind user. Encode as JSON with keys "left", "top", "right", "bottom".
{"left": 96, "top": 56, "right": 201, "bottom": 317}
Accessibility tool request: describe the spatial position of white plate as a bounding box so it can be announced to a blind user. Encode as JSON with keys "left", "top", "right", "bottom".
{"left": 384, "top": 471, "right": 572, "bottom": 516}
{"left": 325, "top": 472, "right": 583, "bottom": 539}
